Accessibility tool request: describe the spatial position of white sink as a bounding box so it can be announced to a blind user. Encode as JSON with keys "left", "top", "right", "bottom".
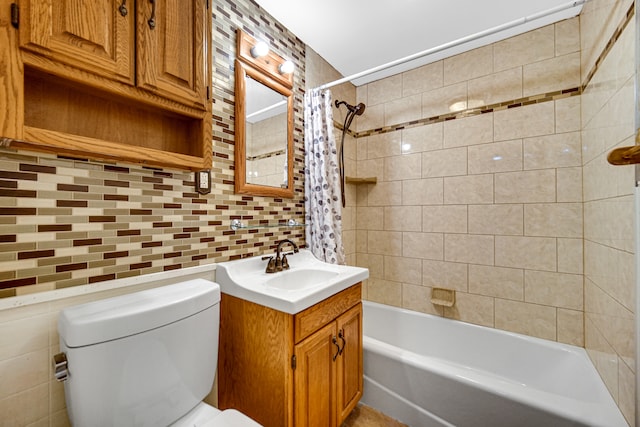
{"left": 264, "top": 268, "right": 339, "bottom": 291}
{"left": 215, "top": 249, "right": 369, "bottom": 313}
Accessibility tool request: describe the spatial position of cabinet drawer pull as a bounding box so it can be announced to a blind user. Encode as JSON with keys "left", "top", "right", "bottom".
{"left": 338, "top": 329, "right": 346, "bottom": 356}
{"left": 332, "top": 336, "right": 340, "bottom": 361}
{"left": 118, "top": 0, "right": 128, "bottom": 17}
{"left": 148, "top": 0, "right": 156, "bottom": 29}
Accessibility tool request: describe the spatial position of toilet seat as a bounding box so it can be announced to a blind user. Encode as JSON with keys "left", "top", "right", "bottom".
{"left": 171, "top": 402, "right": 261, "bottom": 427}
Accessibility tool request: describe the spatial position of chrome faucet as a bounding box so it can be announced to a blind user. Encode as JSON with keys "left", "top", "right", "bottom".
{"left": 264, "top": 239, "right": 299, "bottom": 273}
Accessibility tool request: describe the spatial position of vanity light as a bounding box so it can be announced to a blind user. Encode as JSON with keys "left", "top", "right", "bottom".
{"left": 278, "top": 60, "right": 294, "bottom": 75}
{"left": 250, "top": 40, "right": 269, "bottom": 58}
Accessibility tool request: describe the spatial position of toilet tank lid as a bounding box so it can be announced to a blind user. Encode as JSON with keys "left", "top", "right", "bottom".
{"left": 59, "top": 279, "right": 221, "bottom": 348}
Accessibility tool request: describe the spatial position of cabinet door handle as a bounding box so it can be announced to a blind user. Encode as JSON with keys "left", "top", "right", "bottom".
{"left": 338, "top": 329, "right": 346, "bottom": 356}
{"left": 148, "top": 0, "right": 156, "bottom": 29}
{"left": 118, "top": 0, "right": 128, "bottom": 16}
{"left": 332, "top": 336, "right": 340, "bottom": 361}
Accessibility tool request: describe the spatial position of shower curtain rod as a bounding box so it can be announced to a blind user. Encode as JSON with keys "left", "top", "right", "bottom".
{"left": 314, "top": 0, "right": 589, "bottom": 90}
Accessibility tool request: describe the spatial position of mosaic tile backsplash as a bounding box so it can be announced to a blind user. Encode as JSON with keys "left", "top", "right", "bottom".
{"left": 0, "top": 0, "right": 307, "bottom": 297}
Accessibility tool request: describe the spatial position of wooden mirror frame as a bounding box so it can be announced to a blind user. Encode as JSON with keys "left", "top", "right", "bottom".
{"left": 234, "top": 29, "right": 294, "bottom": 198}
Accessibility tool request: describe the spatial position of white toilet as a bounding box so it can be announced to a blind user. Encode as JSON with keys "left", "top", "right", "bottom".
{"left": 54, "top": 278, "right": 260, "bottom": 427}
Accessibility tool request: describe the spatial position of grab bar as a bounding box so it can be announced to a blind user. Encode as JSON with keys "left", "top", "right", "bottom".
{"left": 607, "top": 131, "right": 640, "bottom": 165}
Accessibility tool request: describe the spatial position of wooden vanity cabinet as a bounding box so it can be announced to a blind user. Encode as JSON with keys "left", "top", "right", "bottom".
{"left": 294, "top": 302, "right": 363, "bottom": 427}
{"left": 218, "top": 283, "right": 363, "bottom": 427}
{"left": 1, "top": 0, "right": 211, "bottom": 170}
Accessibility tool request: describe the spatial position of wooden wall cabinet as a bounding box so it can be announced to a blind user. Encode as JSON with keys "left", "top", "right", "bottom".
{"left": 219, "top": 283, "right": 363, "bottom": 427}
{"left": 0, "top": 0, "right": 212, "bottom": 170}
{"left": 18, "top": 0, "right": 136, "bottom": 85}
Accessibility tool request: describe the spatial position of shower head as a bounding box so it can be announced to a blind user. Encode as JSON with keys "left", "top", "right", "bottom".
{"left": 335, "top": 100, "right": 366, "bottom": 116}
{"left": 334, "top": 99, "right": 367, "bottom": 209}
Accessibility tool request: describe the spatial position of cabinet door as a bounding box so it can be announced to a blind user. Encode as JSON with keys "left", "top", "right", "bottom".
{"left": 336, "top": 303, "right": 363, "bottom": 424}
{"left": 294, "top": 322, "right": 338, "bottom": 427}
{"left": 19, "top": 0, "right": 135, "bottom": 84}
{"left": 136, "top": 0, "right": 208, "bottom": 108}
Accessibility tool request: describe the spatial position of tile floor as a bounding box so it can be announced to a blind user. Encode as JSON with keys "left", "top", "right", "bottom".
{"left": 341, "top": 404, "right": 408, "bottom": 427}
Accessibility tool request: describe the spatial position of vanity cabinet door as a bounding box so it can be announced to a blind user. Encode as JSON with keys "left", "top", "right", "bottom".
{"left": 336, "top": 303, "right": 363, "bottom": 425}
{"left": 136, "top": 0, "right": 208, "bottom": 109}
{"left": 294, "top": 322, "right": 338, "bottom": 427}
{"left": 293, "top": 301, "right": 363, "bottom": 427}
{"left": 19, "top": 0, "right": 135, "bottom": 84}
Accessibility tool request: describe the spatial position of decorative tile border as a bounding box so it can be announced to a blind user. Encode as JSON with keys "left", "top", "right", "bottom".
{"left": 351, "top": 87, "right": 581, "bottom": 139}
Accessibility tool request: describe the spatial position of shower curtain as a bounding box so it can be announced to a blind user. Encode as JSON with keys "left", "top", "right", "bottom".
{"left": 304, "top": 88, "right": 345, "bottom": 264}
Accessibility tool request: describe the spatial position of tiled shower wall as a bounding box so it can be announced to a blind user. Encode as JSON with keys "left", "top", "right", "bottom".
{"left": 581, "top": 0, "right": 636, "bottom": 422}
{"left": 342, "top": 1, "right": 637, "bottom": 423}
{"left": 0, "top": 0, "right": 306, "bottom": 298}
{"left": 0, "top": 1, "right": 306, "bottom": 425}
{"left": 352, "top": 17, "right": 586, "bottom": 345}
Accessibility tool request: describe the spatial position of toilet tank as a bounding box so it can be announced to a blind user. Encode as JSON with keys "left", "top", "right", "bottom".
{"left": 58, "top": 279, "right": 220, "bottom": 427}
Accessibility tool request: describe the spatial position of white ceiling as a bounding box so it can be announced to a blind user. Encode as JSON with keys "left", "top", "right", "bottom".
{"left": 254, "top": 0, "right": 584, "bottom": 86}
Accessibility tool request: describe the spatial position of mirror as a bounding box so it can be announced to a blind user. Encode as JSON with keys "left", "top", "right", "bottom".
{"left": 245, "top": 75, "right": 288, "bottom": 187}
{"left": 234, "top": 36, "right": 294, "bottom": 198}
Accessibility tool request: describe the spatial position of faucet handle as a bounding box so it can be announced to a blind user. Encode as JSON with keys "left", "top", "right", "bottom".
{"left": 264, "top": 256, "right": 277, "bottom": 273}
{"left": 281, "top": 254, "right": 290, "bottom": 270}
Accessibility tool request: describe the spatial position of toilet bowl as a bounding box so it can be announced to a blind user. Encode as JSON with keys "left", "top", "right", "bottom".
{"left": 54, "top": 279, "right": 260, "bottom": 426}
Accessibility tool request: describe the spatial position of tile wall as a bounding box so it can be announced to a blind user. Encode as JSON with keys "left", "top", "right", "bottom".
{"left": 341, "top": 1, "right": 637, "bottom": 423}
{"left": 352, "top": 17, "right": 586, "bottom": 345}
{"left": 0, "top": 0, "right": 306, "bottom": 425}
{"left": 581, "top": 0, "right": 636, "bottom": 423}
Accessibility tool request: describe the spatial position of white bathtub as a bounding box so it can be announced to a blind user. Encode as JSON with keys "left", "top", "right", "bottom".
{"left": 361, "top": 301, "right": 628, "bottom": 427}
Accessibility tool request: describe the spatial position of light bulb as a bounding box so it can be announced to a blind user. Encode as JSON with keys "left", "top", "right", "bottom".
{"left": 278, "top": 60, "right": 294, "bottom": 74}
{"left": 250, "top": 41, "right": 269, "bottom": 58}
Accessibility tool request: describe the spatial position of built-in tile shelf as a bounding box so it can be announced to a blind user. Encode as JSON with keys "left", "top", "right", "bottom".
{"left": 345, "top": 177, "right": 377, "bottom": 184}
